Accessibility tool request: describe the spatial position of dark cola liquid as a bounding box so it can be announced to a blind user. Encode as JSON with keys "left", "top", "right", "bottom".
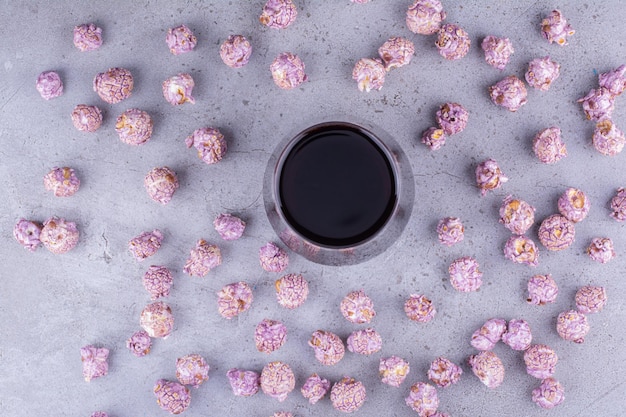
{"left": 278, "top": 123, "right": 397, "bottom": 247}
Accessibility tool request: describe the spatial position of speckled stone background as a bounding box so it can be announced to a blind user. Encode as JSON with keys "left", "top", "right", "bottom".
{"left": 1, "top": 1, "right": 625, "bottom": 416}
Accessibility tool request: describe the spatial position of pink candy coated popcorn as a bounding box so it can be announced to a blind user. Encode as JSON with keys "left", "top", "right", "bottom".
{"left": 301, "top": 373, "right": 330, "bottom": 404}
{"left": 71, "top": 104, "right": 103, "bottom": 132}
{"left": 260, "top": 361, "right": 295, "bottom": 402}
{"left": 260, "top": 0, "right": 297, "bottom": 29}
{"left": 489, "top": 75, "right": 527, "bottom": 112}
{"left": 153, "top": 379, "right": 191, "bottom": 414}
{"left": 405, "top": 381, "right": 439, "bottom": 416}
{"left": 166, "top": 24, "right": 197, "bottom": 55}
{"left": 481, "top": 36, "right": 514, "bottom": 70}
{"left": 74, "top": 23, "right": 103, "bottom": 51}
{"left": 220, "top": 35, "right": 253, "bottom": 68}
{"left": 270, "top": 52, "right": 308, "bottom": 90}
{"left": 185, "top": 127, "right": 227, "bottom": 164}
{"left": 331, "top": 377, "right": 366, "bottom": 413}
{"left": 43, "top": 167, "right": 80, "bottom": 197}
{"left": 81, "top": 345, "right": 109, "bottom": 382}
{"left": 93, "top": 67, "right": 133, "bottom": 104}
{"left": 406, "top": 0, "right": 446, "bottom": 35}
{"left": 36, "top": 71, "right": 63, "bottom": 100}
{"left": 352, "top": 58, "right": 386, "bottom": 92}
{"left": 217, "top": 281, "right": 253, "bottom": 319}
{"left": 379, "top": 356, "right": 410, "bottom": 387}
{"left": 541, "top": 10, "right": 574, "bottom": 46}
{"left": 340, "top": 290, "right": 376, "bottom": 323}
{"left": 13, "top": 219, "right": 42, "bottom": 252}
{"left": 183, "top": 239, "right": 221, "bottom": 277}
{"left": 163, "top": 73, "right": 195, "bottom": 105}
{"left": 128, "top": 229, "right": 163, "bottom": 261}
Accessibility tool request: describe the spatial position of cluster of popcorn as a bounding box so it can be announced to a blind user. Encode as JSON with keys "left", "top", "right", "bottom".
{"left": 421, "top": 102, "right": 469, "bottom": 150}
{"left": 352, "top": 36, "right": 415, "bottom": 92}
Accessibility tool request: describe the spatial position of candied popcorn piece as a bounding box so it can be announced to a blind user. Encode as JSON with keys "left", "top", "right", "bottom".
{"left": 309, "top": 330, "right": 345, "bottom": 366}
{"left": 347, "top": 328, "right": 382, "bottom": 355}
{"left": 162, "top": 73, "right": 196, "bottom": 105}
{"left": 271, "top": 52, "right": 308, "bottom": 90}
{"left": 143, "top": 265, "right": 173, "bottom": 300}
{"left": 176, "top": 354, "right": 209, "bottom": 388}
{"left": 470, "top": 318, "right": 506, "bottom": 351}
{"left": 436, "top": 23, "right": 471, "bottom": 60}
{"left": 227, "top": 369, "right": 260, "bottom": 397}
{"left": 154, "top": 379, "right": 191, "bottom": 414}
{"left": 128, "top": 230, "right": 163, "bottom": 262}
{"left": 331, "top": 377, "right": 366, "bottom": 413}
{"left": 476, "top": 159, "right": 508, "bottom": 196}
{"left": 144, "top": 167, "right": 179, "bottom": 205}
{"left": 436, "top": 102, "right": 468, "bottom": 135}
{"left": 541, "top": 10, "right": 574, "bottom": 46}
{"left": 499, "top": 196, "right": 535, "bottom": 234}
{"left": 587, "top": 237, "right": 616, "bottom": 263}
{"left": 525, "top": 57, "right": 560, "bottom": 91}
{"left": 115, "top": 109, "right": 153, "bottom": 146}
{"left": 404, "top": 294, "right": 436, "bottom": 323}
{"left": 405, "top": 381, "right": 439, "bottom": 416}
{"left": 275, "top": 273, "right": 308, "bottom": 308}
{"left": 40, "top": 216, "right": 79, "bottom": 254}
{"left": 74, "top": 23, "right": 103, "bottom": 51}
{"left": 538, "top": 214, "right": 575, "bottom": 251}
{"left": 578, "top": 87, "right": 615, "bottom": 121}
{"left": 556, "top": 310, "right": 589, "bottom": 343}
{"left": 533, "top": 126, "right": 567, "bottom": 164}
{"left": 81, "top": 345, "right": 109, "bottom": 382}
{"left": 502, "top": 319, "right": 532, "bottom": 350}
{"left": 449, "top": 256, "right": 483, "bottom": 292}
{"left": 489, "top": 75, "right": 527, "bottom": 112}
{"left": 379, "top": 356, "right": 410, "bottom": 387}
{"left": 524, "top": 344, "right": 558, "bottom": 379}
{"left": 166, "top": 24, "right": 197, "bottom": 55}
{"left": 558, "top": 188, "right": 590, "bottom": 223}
{"left": 610, "top": 188, "right": 626, "bottom": 221}
{"left": 36, "top": 71, "right": 63, "bottom": 100}
{"left": 185, "top": 127, "right": 227, "bottom": 164}
{"left": 421, "top": 127, "right": 447, "bottom": 150}
{"left": 481, "top": 36, "right": 514, "bottom": 70}
{"left": 217, "top": 281, "right": 253, "bottom": 319}
{"left": 93, "top": 68, "right": 133, "bottom": 104}
{"left": 468, "top": 351, "right": 504, "bottom": 389}
{"left": 575, "top": 286, "right": 607, "bottom": 313}
{"left": 378, "top": 37, "right": 415, "bottom": 71}
{"left": 260, "top": 0, "right": 297, "bottom": 29}
{"left": 260, "top": 361, "right": 295, "bottom": 402}
{"left": 532, "top": 377, "right": 565, "bottom": 409}
{"left": 428, "top": 357, "right": 463, "bottom": 388}
{"left": 504, "top": 235, "right": 539, "bottom": 267}
{"left": 592, "top": 119, "right": 625, "bottom": 156}
{"left": 437, "top": 217, "right": 464, "bottom": 246}
{"left": 261, "top": 242, "right": 289, "bottom": 273}
{"left": 43, "top": 167, "right": 80, "bottom": 197}
{"left": 220, "top": 35, "right": 253, "bottom": 68}
{"left": 527, "top": 274, "right": 558, "bottom": 305}
{"left": 301, "top": 373, "right": 330, "bottom": 404}
{"left": 213, "top": 213, "right": 246, "bottom": 240}
{"left": 340, "top": 290, "right": 376, "bottom": 323}
{"left": 126, "top": 330, "right": 151, "bottom": 357}
{"left": 599, "top": 65, "right": 626, "bottom": 96}
{"left": 71, "top": 104, "right": 103, "bottom": 132}
{"left": 255, "top": 318, "right": 287, "bottom": 354}
{"left": 13, "top": 219, "right": 42, "bottom": 252}
{"left": 140, "top": 301, "right": 174, "bottom": 338}
{"left": 352, "top": 58, "right": 386, "bottom": 92}
{"left": 406, "top": 0, "right": 446, "bottom": 35}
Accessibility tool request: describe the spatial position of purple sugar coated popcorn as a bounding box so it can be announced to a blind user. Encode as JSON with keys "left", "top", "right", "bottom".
{"left": 578, "top": 87, "right": 615, "bottom": 121}
{"left": 162, "top": 73, "right": 195, "bottom": 105}
{"left": 405, "top": 381, "right": 439, "bottom": 416}
{"left": 74, "top": 23, "right": 103, "bottom": 51}
{"left": 115, "top": 109, "right": 153, "bottom": 146}
{"left": 532, "top": 377, "right": 565, "bottom": 409}
{"left": 309, "top": 330, "right": 345, "bottom": 366}
{"left": 260, "top": 361, "right": 295, "bottom": 402}
{"left": 166, "top": 24, "right": 197, "bottom": 55}
{"left": 378, "top": 37, "right": 415, "bottom": 71}
{"left": 599, "top": 65, "right": 626, "bottom": 96}
{"left": 435, "top": 102, "right": 468, "bottom": 135}
{"left": 449, "top": 256, "right": 483, "bottom": 292}
{"left": 255, "top": 318, "right": 287, "bottom": 353}
{"left": 340, "top": 290, "right": 376, "bottom": 323}
{"left": 476, "top": 158, "right": 508, "bottom": 196}
{"left": 421, "top": 127, "right": 447, "bottom": 150}
{"left": 213, "top": 213, "right": 246, "bottom": 240}
{"left": 556, "top": 310, "right": 589, "bottom": 343}
{"left": 524, "top": 344, "right": 558, "bottom": 379}
{"left": 436, "top": 23, "right": 470, "bottom": 60}
{"left": 275, "top": 273, "right": 308, "bottom": 308}
{"left": 183, "top": 240, "right": 221, "bottom": 277}
{"left": 13, "top": 219, "right": 42, "bottom": 251}
{"left": 270, "top": 52, "right": 308, "bottom": 90}
{"left": 499, "top": 196, "right": 535, "bottom": 235}
{"left": 593, "top": 119, "right": 625, "bottom": 156}
{"left": 81, "top": 345, "right": 109, "bottom": 382}
{"left": 71, "top": 104, "right": 102, "bottom": 132}
{"left": 587, "top": 237, "right": 615, "bottom": 263}
{"left": 220, "top": 35, "right": 253, "bottom": 68}
{"left": 260, "top": 242, "right": 289, "bottom": 273}
{"left": 40, "top": 216, "right": 79, "bottom": 254}
{"left": 144, "top": 167, "right": 179, "bottom": 205}
{"left": 575, "top": 286, "right": 607, "bottom": 313}
{"left": 610, "top": 188, "right": 626, "bottom": 221}
{"left": 533, "top": 126, "right": 567, "bottom": 164}
{"left": 227, "top": 369, "right": 260, "bottom": 397}
{"left": 558, "top": 188, "right": 590, "bottom": 223}
{"left": 126, "top": 330, "right": 152, "bottom": 357}
{"left": 525, "top": 57, "right": 560, "bottom": 91}
{"left": 527, "top": 274, "right": 558, "bottom": 306}
{"left": 470, "top": 318, "right": 506, "bottom": 351}
{"left": 468, "top": 351, "right": 505, "bottom": 389}
{"left": 379, "top": 356, "right": 410, "bottom": 387}
{"left": 140, "top": 301, "right": 174, "bottom": 338}
{"left": 176, "top": 354, "right": 209, "bottom": 388}
{"left": 503, "top": 235, "right": 539, "bottom": 267}
{"left": 352, "top": 58, "right": 386, "bottom": 92}
{"left": 502, "top": 319, "right": 533, "bottom": 350}
{"left": 481, "top": 36, "right": 514, "bottom": 70}
{"left": 538, "top": 214, "right": 575, "bottom": 251}
{"left": 489, "top": 75, "right": 527, "bottom": 112}
{"left": 260, "top": 0, "right": 297, "bottom": 29}
{"left": 93, "top": 68, "right": 133, "bottom": 104}
{"left": 437, "top": 217, "right": 464, "bottom": 246}
{"left": 43, "top": 167, "right": 80, "bottom": 197}
{"left": 331, "top": 377, "right": 366, "bottom": 413}
{"left": 541, "top": 10, "right": 574, "bottom": 46}
{"left": 301, "top": 373, "right": 330, "bottom": 404}
{"left": 346, "top": 328, "right": 382, "bottom": 355}
{"left": 36, "top": 71, "right": 63, "bottom": 100}
{"left": 428, "top": 357, "right": 463, "bottom": 388}
{"left": 217, "top": 281, "right": 253, "bottom": 319}
{"left": 143, "top": 265, "right": 173, "bottom": 300}
{"left": 406, "top": 0, "right": 446, "bottom": 35}
{"left": 154, "top": 379, "right": 191, "bottom": 414}
{"left": 128, "top": 230, "right": 163, "bottom": 262}
{"left": 185, "top": 127, "right": 227, "bottom": 164}
{"left": 91, "top": 412, "right": 108, "bottom": 417}
{"left": 404, "top": 294, "right": 436, "bottom": 323}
